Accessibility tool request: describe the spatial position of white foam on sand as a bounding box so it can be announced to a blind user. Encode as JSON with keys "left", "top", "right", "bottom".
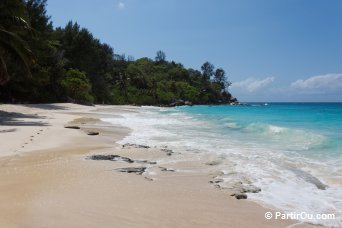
{"left": 102, "top": 106, "right": 342, "bottom": 227}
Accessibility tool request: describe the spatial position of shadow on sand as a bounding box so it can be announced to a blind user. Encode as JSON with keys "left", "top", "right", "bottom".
{"left": 0, "top": 111, "right": 49, "bottom": 126}
{"left": 21, "top": 104, "right": 69, "bottom": 110}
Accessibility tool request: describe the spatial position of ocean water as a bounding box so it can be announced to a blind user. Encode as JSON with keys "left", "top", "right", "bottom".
{"left": 103, "top": 103, "right": 342, "bottom": 226}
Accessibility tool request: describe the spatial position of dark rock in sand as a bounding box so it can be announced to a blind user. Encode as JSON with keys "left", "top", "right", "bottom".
{"left": 64, "top": 125, "right": 80, "bottom": 129}
{"left": 231, "top": 193, "right": 248, "bottom": 200}
{"left": 144, "top": 177, "right": 154, "bottom": 181}
{"left": 116, "top": 167, "right": 146, "bottom": 175}
{"left": 214, "top": 184, "right": 225, "bottom": 190}
{"left": 136, "top": 160, "right": 157, "bottom": 165}
{"left": 161, "top": 148, "right": 174, "bottom": 156}
{"left": 89, "top": 154, "right": 157, "bottom": 165}
{"left": 87, "top": 131, "right": 99, "bottom": 136}
{"left": 205, "top": 161, "right": 220, "bottom": 166}
{"left": 122, "top": 143, "right": 150, "bottom": 149}
{"left": 159, "top": 167, "right": 175, "bottom": 172}
{"left": 89, "top": 154, "right": 134, "bottom": 163}
{"left": 209, "top": 179, "right": 224, "bottom": 184}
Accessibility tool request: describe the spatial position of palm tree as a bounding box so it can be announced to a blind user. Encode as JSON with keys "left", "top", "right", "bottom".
{"left": 0, "top": 0, "right": 34, "bottom": 85}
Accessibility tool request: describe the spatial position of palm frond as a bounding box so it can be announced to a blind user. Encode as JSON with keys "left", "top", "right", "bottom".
{"left": 0, "top": 28, "right": 34, "bottom": 79}
{"left": 0, "top": 0, "right": 35, "bottom": 85}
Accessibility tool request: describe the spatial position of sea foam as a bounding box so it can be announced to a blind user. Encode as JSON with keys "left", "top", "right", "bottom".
{"left": 103, "top": 104, "right": 342, "bottom": 227}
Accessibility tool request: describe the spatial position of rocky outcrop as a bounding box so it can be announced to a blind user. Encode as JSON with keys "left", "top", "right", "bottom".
{"left": 209, "top": 173, "right": 262, "bottom": 200}
{"left": 165, "top": 100, "right": 193, "bottom": 107}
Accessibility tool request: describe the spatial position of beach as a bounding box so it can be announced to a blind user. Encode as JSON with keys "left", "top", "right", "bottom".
{"left": 0, "top": 103, "right": 300, "bottom": 228}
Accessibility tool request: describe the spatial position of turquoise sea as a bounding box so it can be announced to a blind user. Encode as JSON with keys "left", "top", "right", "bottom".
{"left": 105, "top": 103, "right": 342, "bottom": 226}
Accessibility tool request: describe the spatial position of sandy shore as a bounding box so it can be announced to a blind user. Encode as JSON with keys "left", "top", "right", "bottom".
{"left": 0, "top": 103, "right": 304, "bottom": 227}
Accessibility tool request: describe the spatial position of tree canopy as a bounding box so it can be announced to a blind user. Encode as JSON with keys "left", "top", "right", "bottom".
{"left": 0, "top": 0, "right": 237, "bottom": 105}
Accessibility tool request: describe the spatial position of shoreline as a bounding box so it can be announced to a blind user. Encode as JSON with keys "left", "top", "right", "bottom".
{"left": 0, "top": 103, "right": 301, "bottom": 227}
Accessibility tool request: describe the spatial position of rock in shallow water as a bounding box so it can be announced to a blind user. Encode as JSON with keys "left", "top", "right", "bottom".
{"left": 122, "top": 143, "right": 150, "bottom": 149}
{"left": 231, "top": 193, "right": 248, "bottom": 200}
{"left": 290, "top": 168, "right": 328, "bottom": 190}
{"left": 240, "top": 185, "right": 261, "bottom": 193}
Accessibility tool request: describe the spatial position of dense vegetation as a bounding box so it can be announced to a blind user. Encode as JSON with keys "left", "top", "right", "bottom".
{"left": 0, "top": 0, "right": 237, "bottom": 105}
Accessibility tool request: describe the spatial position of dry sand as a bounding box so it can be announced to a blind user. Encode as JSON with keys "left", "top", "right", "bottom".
{"left": 0, "top": 103, "right": 307, "bottom": 227}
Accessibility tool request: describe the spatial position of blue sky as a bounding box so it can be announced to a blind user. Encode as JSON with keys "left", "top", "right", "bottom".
{"left": 46, "top": 0, "right": 342, "bottom": 102}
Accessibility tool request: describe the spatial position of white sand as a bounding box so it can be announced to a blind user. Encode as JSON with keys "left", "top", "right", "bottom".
{"left": 0, "top": 103, "right": 304, "bottom": 227}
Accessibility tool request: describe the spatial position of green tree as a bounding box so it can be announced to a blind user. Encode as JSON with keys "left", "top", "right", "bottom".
{"left": 25, "top": 0, "right": 65, "bottom": 101}
{"left": 214, "top": 68, "right": 226, "bottom": 90}
{"left": 127, "top": 58, "right": 154, "bottom": 90}
{"left": 201, "top": 61, "right": 214, "bottom": 80}
{"left": 155, "top": 50, "right": 166, "bottom": 63}
{"left": 0, "top": 3, "right": 238, "bottom": 105}
{"left": 55, "top": 21, "right": 115, "bottom": 103}
{"left": 61, "top": 69, "right": 93, "bottom": 102}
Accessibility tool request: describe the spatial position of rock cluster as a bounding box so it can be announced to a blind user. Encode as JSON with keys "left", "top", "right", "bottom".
{"left": 88, "top": 154, "right": 156, "bottom": 165}
{"left": 161, "top": 148, "right": 174, "bottom": 156}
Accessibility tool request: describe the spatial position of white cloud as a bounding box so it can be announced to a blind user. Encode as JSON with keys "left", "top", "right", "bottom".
{"left": 291, "top": 73, "right": 342, "bottom": 91}
{"left": 231, "top": 77, "right": 275, "bottom": 93}
{"left": 118, "top": 2, "right": 125, "bottom": 9}
{"left": 230, "top": 73, "right": 342, "bottom": 102}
